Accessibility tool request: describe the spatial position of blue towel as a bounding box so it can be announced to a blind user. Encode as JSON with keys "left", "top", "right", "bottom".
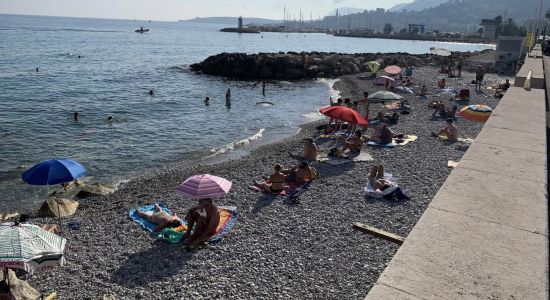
{"left": 366, "top": 141, "right": 397, "bottom": 148}
{"left": 129, "top": 202, "right": 176, "bottom": 233}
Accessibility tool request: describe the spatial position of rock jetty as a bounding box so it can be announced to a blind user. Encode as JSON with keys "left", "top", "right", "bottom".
{"left": 190, "top": 50, "right": 495, "bottom": 80}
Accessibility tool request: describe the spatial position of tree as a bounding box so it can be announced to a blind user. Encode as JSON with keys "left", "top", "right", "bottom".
{"left": 501, "top": 18, "right": 520, "bottom": 36}
{"left": 477, "top": 27, "right": 484, "bottom": 37}
{"left": 383, "top": 23, "right": 393, "bottom": 35}
{"left": 411, "top": 27, "right": 420, "bottom": 34}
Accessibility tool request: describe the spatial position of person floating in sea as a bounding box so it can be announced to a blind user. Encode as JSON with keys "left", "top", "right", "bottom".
{"left": 225, "top": 88, "right": 231, "bottom": 108}
{"left": 35, "top": 67, "right": 39, "bottom": 72}
{"left": 204, "top": 96, "right": 210, "bottom": 105}
{"left": 73, "top": 112, "right": 80, "bottom": 123}
{"left": 261, "top": 81, "right": 266, "bottom": 96}
{"left": 149, "top": 89, "right": 154, "bottom": 96}
{"left": 107, "top": 115, "right": 115, "bottom": 123}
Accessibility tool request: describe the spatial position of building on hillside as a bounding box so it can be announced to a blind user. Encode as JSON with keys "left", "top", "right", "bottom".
{"left": 495, "top": 36, "right": 525, "bottom": 64}
{"left": 479, "top": 19, "right": 497, "bottom": 39}
{"left": 408, "top": 24, "right": 425, "bottom": 34}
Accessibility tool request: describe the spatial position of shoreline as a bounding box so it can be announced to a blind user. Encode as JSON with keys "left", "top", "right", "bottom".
{"left": 23, "top": 66, "right": 509, "bottom": 298}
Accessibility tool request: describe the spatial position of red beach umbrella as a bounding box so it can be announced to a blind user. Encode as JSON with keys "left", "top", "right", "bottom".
{"left": 319, "top": 106, "right": 368, "bottom": 126}
{"left": 384, "top": 65, "right": 402, "bottom": 75}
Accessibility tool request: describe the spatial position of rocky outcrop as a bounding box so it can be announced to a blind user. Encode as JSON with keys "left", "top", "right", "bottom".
{"left": 190, "top": 50, "right": 492, "bottom": 80}
{"left": 76, "top": 183, "right": 117, "bottom": 199}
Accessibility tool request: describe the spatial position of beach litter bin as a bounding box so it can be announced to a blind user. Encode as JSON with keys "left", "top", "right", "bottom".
{"left": 405, "top": 67, "right": 412, "bottom": 76}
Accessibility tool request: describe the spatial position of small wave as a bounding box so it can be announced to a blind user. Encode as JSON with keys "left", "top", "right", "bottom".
{"left": 207, "top": 128, "right": 265, "bottom": 157}
{"left": 302, "top": 111, "right": 324, "bottom": 121}
{"left": 173, "top": 65, "right": 190, "bottom": 71}
{"left": 317, "top": 78, "right": 342, "bottom": 100}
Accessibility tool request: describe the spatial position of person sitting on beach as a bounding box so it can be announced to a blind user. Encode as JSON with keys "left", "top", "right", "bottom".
{"left": 134, "top": 203, "right": 181, "bottom": 232}
{"left": 430, "top": 102, "right": 457, "bottom": 118}
{"left": 286, "top": 161, "right": 316, "bottom": 185}
{"left": 303, "top": 138, "right": 317, "bottom": 160}
{"left": 417, "top": 85, "right": 428, "bottom": 97}
{"left": 366, "top": 123, "right": 395, "bottom": 144}
{"left": 371, "top": 111, "right": 387, "bottom": 124}
{"left": 432, "top": 118, "right": 459, "bottom": 141}
{"left": 368, "top": 164, "right": 393, "bottom": 191}
{"left": 341, "top": 130, "right": 364, "bottom": 153}
{"left": 253, "top": 163, "right": 286, "bottom": 193}
{"left": 438, "top": 78, "right": 446, "bottom": 89}
{"left": 495, "top": 79, "right": 510, "bottom": 91}
{"left": 183, "top": 198, "right": 220, "bottom": 248}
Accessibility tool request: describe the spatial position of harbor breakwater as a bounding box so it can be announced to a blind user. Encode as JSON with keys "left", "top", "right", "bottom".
{"left": 190, "top": 50, "right": 495, "bottom": 80}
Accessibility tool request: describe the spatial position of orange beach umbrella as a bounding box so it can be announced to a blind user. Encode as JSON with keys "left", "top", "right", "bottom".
{"left": 319, "top": 106, "right": 368, "bottom": 126}
{"left": 457, "top": 104, "right": 492, "bottom": 123}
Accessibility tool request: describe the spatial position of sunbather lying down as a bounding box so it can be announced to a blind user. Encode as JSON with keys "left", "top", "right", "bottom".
{"left": 135, "top": 203, "right": 181, "bottom": 232}
{"left": 368, "top": 164, "right": 393, "bottom": 190}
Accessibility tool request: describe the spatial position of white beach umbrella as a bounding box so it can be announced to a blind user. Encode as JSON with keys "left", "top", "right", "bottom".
{"left": 0, "top": 222, "right": 66, "bottom": 275}
{"left": 368, "top": 91, "right": 403, "bottom": 101}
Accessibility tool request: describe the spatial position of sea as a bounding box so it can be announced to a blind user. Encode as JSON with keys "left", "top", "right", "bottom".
{"left": 0, "top": 14, "right": 494, "bottom": 211}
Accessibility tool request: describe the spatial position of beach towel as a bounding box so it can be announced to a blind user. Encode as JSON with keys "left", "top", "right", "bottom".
{"left": 364, "top": 173, "right": 398, "bottom": 199}
{"left": 366, "top": 141, "right": 397, "bottom": 148}
{"left": 437, "top": 136, "right": 473, "bottom": 144}
{"left": 317, "top": 151, "right": 373, "bottom": 164}
{"left": 392, "top": 135, "right": 418, "bottom": 146}
{"left": 158, "top": 206, "right": 239, "bottom": 244}
{"left": 129, "top": 202, "right": 181, "bottom": 233}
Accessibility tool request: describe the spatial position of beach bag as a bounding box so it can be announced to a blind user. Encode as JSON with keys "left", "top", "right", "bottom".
{"left": 158, "top": 227, "right": 186, "bottom": 244}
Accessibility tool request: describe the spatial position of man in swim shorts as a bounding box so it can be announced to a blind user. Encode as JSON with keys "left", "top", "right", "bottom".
{"left": 183, "top": 198, "right": 220, "bottom": 247}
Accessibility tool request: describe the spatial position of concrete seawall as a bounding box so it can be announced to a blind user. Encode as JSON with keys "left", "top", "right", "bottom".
{"left": 365, "top": 46, "right": 548, "bottom": 299}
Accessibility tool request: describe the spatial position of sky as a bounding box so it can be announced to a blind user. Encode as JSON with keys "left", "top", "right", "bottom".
{"left": 0, "top": 0, "right": 411, "bottom": 21}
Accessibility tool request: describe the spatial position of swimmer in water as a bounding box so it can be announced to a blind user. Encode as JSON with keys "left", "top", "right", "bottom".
{"left": 107, "top": 115, "right": 115, "bottom": 122}
{"left": 149, "top": 90, "right": 154, "bottom": 96}
{"left": 36, "top": 67, "right": 39, "bottom": 72}
{"left": 73, "top": 112, "right": 80, "bottom": 122}
{"left": 204, "top": 96, "right": 210, "bottom": 105}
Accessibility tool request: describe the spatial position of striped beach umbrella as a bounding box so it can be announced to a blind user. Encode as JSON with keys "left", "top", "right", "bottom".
{"left": 384, "top": 65, "right": 402, "bottom": 75}
{"left": 458, "top": 104, "right": 492, "bottom": 123}
{"left": 176, "top": 174, "right": 232, "bottom": 199}
{"left": 0, "top": 223, "right": 66, "bottom": 275}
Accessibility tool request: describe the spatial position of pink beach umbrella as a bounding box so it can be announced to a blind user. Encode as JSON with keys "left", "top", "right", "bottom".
{"left": 384, "top": 65, "right": 401, "bottom": 75}
{"left": 176, "top": 174, "right": 232, "bottom": 199}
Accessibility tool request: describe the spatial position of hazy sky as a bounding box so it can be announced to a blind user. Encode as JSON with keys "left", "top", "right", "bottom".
{"left": 0, "top": 0, "right": 411, "bottom": 21}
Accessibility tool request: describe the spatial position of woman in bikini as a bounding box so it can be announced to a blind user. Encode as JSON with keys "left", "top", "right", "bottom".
{"left": 253, "top": 163, "right": 286, "bottom": 193}
{"left": 135, "top": 203, "right": 181, "bottom": 232}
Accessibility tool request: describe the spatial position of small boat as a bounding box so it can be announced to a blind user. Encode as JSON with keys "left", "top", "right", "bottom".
{"left": 135, "top": 28, "right": 149, "bottom": 33}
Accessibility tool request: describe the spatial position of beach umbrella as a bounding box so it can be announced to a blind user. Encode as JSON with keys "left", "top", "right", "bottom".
{"left": 176, "top": 174, "right": 232, "bottom": 199}
{"left": 430, "top": 48, "right": 452, "bottom": 57}
{"left": 22, "top": 159, "right": 86, "bottom": 186}
{"left": 458, "top": 104, "right": 492, "bottom": 123}
{"left": 374, "top": 76, "right": 397, "bottom": 87}
{"left": 384, "top": 65, "right": 402, "bottom": 75}
{"left": 368, "top": 91, "right": 403, "bottom": 101}
{"left": 367, "top": 61, "right": 381, "bottom": 73}
{"left": 0, "top": 222, "right": 66, "bottom": 275}
{"left": 319, "top": 106, "right": 368, "bottom": 126}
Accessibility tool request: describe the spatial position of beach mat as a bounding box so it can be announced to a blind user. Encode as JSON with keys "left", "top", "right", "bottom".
{"left": 129, "top": 202, "right": 179, "bottom": 233}
{"left": 317, "top": 151, "right": 373, "bottom": 164}
{"left": 437, "top": 136, "right": 474, "bottom": 144}
{"left": 393, "top": 135, "right": 418, "bottom": 146}
{"left": 364, "top": 173, "right": 398, "bottom": 199}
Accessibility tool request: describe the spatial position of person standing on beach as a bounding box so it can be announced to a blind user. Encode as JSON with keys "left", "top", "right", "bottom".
{"left": 261, "top": 81, "right": 266, "bottom": 96}
{"left": 475, "top": 65, "right": 485, "bottom": 92}
{"left": 457, "top": 58, "right": 463, "bottom": 77}
{"left": 357, "top": 91, "right": 370, "bottom": 120}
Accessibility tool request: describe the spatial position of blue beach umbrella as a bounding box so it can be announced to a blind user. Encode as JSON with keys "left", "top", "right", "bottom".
{"left": 22, "top": 159, "right": 86, "bottom": 185}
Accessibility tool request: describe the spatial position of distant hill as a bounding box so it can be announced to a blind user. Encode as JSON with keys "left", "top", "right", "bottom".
{"left": 182, "top": 17, "right": 281, "bottom": 26}
{"left": 389, "top": 0, "right": 448, "bottom": 12}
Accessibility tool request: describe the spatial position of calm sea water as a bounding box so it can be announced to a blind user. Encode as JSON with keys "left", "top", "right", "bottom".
{"left": 0, "top": 14, "right": 494, "bottom": 211}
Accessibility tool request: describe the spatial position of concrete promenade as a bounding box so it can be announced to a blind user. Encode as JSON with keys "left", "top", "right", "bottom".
{"left": 365, "top": 49, "right": 548, "bottom": 299}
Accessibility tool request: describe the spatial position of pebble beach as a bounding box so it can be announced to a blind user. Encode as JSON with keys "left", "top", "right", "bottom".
{"left": 24, "top": 66, "right": 510, "bottom": 299}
